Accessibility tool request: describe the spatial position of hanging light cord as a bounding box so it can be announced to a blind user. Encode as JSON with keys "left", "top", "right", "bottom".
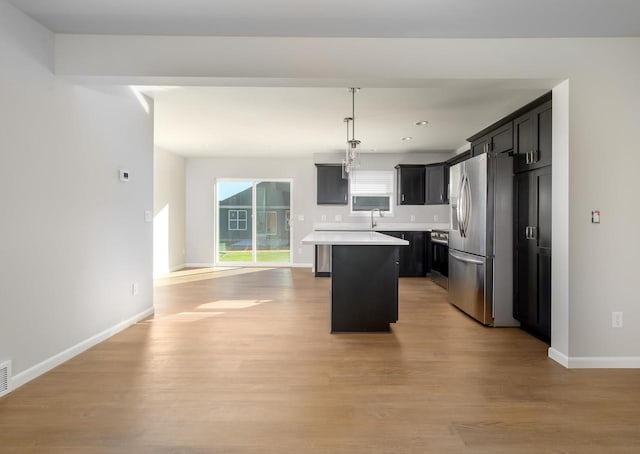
{"left": 351, "top": 88, "right": 356, "bottom": 141}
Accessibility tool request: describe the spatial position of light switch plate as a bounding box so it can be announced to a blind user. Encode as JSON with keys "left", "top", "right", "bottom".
{"left": 144, "top": 210, "right": 152, "bottom": 222}
{"left": 297, "top": 215, "right": 304, "bottom": 221}
{"left": 592, "top": 210, "right": 601, "bottom": 224}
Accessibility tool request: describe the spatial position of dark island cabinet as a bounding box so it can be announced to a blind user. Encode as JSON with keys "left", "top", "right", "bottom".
{"left": 395, "top": 165, "right": 426, "bottom": 205}
{"left": 384, "top": 231, "right": 428, "bottom": 277}
{"left": 316, "top": 164, "right": 348, "bottom": 205}
{"left": 331, "top": 245, "right": 400, "bottom": 332}
{"left": 426, "top": 164, "right": 449, "bottom": 205}
{"left": 514, "top": 101, "right": 552, "bottom": 173}
{"left": 471, "top": 122, "right": 513, "bottom": 157}
{"left": 514, "top": 166, "right": 552, "bottom": 342}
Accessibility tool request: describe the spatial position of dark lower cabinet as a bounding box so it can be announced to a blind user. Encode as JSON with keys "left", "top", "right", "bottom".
{"left": 331, "top": 245, "right": 399, "bottom": 332}
{"left": 514, "top": 166, "right": 552, "bottom": 342}
{"left": 384, "top": 231, "right": 427, "bottom": 277}
{"left": 316, "top": 164, "right": 348, "bottom": 205}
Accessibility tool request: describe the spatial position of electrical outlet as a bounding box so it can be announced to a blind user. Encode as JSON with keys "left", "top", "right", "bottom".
{"left": 434, "top": 215, "right": 439, "bottom": 222}
{"left": 144, "top": 210, "right": 152, "bottom": 223}
{"left": 410, "top": 215, "right": 415, "bottom": 222}
{"left": 132, "top": 282, "right": 139, "bottom": 296}
{"left": 335, "top": 215, "right": 342, "bottom": 221}
{"left": 612, "top": 312, "right": 623, "bottom": 328}
{"left": 297, "top": 214, "right": 304, "bottom": 221}
{"left": 321, "top": 215, "right": 327, "bottom": 221}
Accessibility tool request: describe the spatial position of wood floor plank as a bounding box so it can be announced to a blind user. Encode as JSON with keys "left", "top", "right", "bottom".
{"left": 1, "top": 268, "right": 640, "bottom": 453}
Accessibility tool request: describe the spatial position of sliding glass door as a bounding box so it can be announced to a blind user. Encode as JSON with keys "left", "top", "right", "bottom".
{"left": 217, "top": 179, "right": 291, "bottom": 265}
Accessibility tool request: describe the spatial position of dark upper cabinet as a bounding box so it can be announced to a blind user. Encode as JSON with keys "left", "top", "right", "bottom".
{"left": 426, "top": 165, "right": 449, "bottom": 205}
{"left": 395, "top": 165, "right": 426, "bottom": 205}
{"left": 471, "top": 122, "right": 514, "bottom": 157}
{"left": 514, "top": 166, "right": 552, "bottom": 342}
{"left": 316, "top": 164, "right": 348, "bottom": 205}
{"left": 384, "top": 231, "right": 427, "bottom": 277}
{"left": 514, "top": 101, "right": 552, "bottom": 173}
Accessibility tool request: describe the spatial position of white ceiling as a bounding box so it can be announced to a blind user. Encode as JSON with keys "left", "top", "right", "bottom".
{"left": 148, "top": 83, "right": 551, "bottom": 157}
{"left": 9, "top": 1, "right": 619, "bottom": 158}
{"left": 8, "top": 0, "right": 640, "bottom": 38}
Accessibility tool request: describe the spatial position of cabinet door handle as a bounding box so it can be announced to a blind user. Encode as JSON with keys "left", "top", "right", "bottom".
{"left": 401, "top": 233, "right": 405, "bottom": 240}
{"left": 525, "top": 226, "right": 537, "bottom": 240}
{"left": 440, "top": 193, "right": 443, "bottom": 201}
{"left": 401, "top": 194, "right": 405, "bottom": 202}
{"left": 533, "top": 149, "right": 539, "bottom": 163}
{"left": 344, "top": 194, "right": 347, "bottom": 202}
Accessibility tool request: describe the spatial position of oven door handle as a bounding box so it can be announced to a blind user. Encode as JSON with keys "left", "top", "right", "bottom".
{"left": 431, "top": 238, "right": 449, "bottom": 245}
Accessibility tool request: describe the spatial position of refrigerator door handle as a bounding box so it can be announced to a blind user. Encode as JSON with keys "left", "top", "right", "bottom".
{"left": 457, "top": 176, "right": 466, "bottom": 237}
{"left": 463, "top": 174, "right": 472, "bottom": 237}
{"left": 461, "top": 175, "right": 469, "bottom": 237}
{"left": 450, "top": 250, "right": 484, "bottom": 265}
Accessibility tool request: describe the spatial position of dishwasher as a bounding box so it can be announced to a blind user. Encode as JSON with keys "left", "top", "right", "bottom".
{"left": 315, "top": 244, "right": 331, "bottom": 277}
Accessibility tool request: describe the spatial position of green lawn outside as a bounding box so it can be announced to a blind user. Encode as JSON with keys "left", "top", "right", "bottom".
{"left": 218, "top": 250, "right": 291, "bottom": 263}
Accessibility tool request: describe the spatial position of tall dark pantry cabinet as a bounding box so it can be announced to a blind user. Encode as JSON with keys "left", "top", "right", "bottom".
{"left": 513, "top": 99, "right": 552, "bottom": 343}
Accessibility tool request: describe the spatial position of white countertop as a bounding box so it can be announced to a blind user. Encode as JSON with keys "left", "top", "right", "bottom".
{"left": 302, "top": 230, "right": 409, "bottom": 246}
{"left": 312, "top": 222, "right": 450, "bottom": 232}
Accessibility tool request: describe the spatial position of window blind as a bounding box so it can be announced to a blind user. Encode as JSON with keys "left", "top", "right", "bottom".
{"left": 350, "top": 170, "right": 394, "bottom": 195}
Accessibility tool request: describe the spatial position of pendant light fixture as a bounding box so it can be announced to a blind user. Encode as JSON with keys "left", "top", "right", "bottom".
{"left": 343, "top": 87, "right": 361, "bottom": 175}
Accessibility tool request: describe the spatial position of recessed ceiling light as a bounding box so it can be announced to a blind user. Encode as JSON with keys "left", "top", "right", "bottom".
{"left": 401, "top": 137, "right": 413, "bottom": 141}
{"left": 415, "top": 121, "right": 429, "bottom": 126}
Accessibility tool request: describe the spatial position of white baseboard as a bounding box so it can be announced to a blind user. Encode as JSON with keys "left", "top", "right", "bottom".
{"left": 549, "top": 347, "right": 640, "bottom": 368}
{"left": 548, "top": 348, "right": 569, "bottom": 368}
{"left": 11, "top": 306, "right": 154, "bottom": 391}
{"left": 291, "top": 263, "right": 313, "bottom": 268}
{"left": 184, "top": 262, "right": 215, "bottom": 268}
{"left": 154, "top": 264, "right": 188, "bottom": 278}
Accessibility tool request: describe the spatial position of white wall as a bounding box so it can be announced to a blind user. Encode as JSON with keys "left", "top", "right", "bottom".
{"left": 21, "top": 32, "right": 640, "bottom": 365}
{"left": 185, "top": 156, "right": 314, "bottom": 266}
{"left": 0, "top": 1, "right": 154, "bottom": 386}
{"left": 153, "top": 147, "right": 185, "bottom": 275}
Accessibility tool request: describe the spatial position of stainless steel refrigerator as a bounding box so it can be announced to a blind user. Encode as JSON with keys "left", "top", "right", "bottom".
{"left": 448, "top": 152, "right": 519, "bottom": 327}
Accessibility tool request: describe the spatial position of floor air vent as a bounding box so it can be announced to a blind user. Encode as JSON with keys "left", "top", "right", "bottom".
{"left": 0, "top": 360, "right": 11, "bottom": 397}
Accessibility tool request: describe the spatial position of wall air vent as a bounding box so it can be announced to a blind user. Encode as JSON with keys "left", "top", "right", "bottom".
{"left": 0, "top": 360, "right": 11, "bottom": 397}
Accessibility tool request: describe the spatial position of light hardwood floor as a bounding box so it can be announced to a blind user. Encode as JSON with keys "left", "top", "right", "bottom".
{"left": 2, "top": 267, "right": 640, "bottom": 453}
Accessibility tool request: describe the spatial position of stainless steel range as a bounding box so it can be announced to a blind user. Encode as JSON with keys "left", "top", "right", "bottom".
{"left": 430, "top": 230, "right": 449, "bottom": 289}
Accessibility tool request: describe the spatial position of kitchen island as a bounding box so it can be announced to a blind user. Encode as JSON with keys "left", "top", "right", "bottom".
{"left": 302, "top": 231, "right": 409, "bottom": 333}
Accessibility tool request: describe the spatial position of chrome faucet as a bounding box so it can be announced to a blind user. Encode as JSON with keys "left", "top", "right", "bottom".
{"left": 370, "top": 208, "right": 384, "bottom": 230}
